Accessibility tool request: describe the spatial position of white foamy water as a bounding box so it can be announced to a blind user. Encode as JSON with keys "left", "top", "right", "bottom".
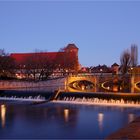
{"left": 53, "top": 97, "right": 140, "bottom": 108}
{"left": 0, "top": 96, "right": 46, "bottom": 102}
{"left": 1, "top": 96, "right": 140, "bottom": 108}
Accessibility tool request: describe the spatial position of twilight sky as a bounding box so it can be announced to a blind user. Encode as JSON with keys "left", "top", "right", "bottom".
{"left": 0, "top": 0, "right": 140, "bottom": 67}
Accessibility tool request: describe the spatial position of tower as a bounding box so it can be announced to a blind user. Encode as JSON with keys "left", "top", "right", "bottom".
{"left": 64, "top": 44, "right": 78, "bottom": 55}
{"left": 64, "top": 44, "right": 79, "bottom": 71}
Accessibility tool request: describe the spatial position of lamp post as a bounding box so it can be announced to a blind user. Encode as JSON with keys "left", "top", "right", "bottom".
{"left": 130, "top": 67, "right": 134, "bottom": 93}
{"left": 99, "top": 69, "right": 103, "bottom": 92}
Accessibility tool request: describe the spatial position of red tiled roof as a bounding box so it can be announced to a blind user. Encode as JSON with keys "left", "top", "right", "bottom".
{"left": 10, "top": 43, "right": 79, "bottom": 70}
{"left": 10, "top": 52, "right": 65, "bottom": 65}
{"left": 65, "top": 44, "right": 78, "bottom": 50}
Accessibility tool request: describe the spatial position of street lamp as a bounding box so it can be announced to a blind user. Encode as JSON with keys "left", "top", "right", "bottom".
{"left": 130, "top": 67, "right": 134, "bottom": 93}
{"left": 130, "top": 67, "right": 133, "bottom": 74}
{"left": 100, "top": 68, "right": 103, "bottom": 77}
{"left": 99, "top": 69, "right": 103, "bottom": 92}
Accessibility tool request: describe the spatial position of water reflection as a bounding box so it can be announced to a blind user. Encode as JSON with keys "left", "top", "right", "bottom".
{"left": 128, "top": 113, "right": 135, "bottom": 123}
{"left": 98, "top": 113, "right": 104, "bottom": 131}
{"left": 0, "top": 102, "right": 140, "bottom": 139}
{"left": 64, "top": 109, "right": 69, "bottom": 122}
{"left": 0, "top": 104, "right": 6, "bottom": 128}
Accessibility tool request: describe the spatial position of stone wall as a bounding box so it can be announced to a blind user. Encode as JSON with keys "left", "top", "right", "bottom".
{"left": 0, "top": 78, "right": 66, "bottom": 92}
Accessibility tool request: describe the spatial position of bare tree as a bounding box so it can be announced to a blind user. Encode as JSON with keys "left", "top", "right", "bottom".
{"left": 120, "top": 49, "right": 131, "bottom": 75}
{"left": 24, "top": 53, "right": 45, "bottom": 80}
{"left": 24, "top": 52, "right": 56, "bottom": 80}
{"left": 131, "top": 44, "right": 138, "bottom": 67}
{"left": 0, "top": 50, "right": 16, "bottom": 79}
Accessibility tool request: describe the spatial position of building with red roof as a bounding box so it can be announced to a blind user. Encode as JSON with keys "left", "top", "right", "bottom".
{"left": 10, "top": 44, "right": 79, "bottom": 79}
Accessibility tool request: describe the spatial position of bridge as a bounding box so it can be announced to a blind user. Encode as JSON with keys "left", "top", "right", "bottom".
{"left": 0, "top": 74, "right": 140, "bottom": 93}
{"left": 64, "top": 74, "right": 140, "bottom": 93}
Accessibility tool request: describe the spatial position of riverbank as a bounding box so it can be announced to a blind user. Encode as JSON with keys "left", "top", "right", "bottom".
{"left": 106, "top": 116, "right": 140, "bottom": 139}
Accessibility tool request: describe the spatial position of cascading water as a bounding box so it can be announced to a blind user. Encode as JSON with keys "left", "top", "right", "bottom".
{"left": 56, "top": 97, "right": 140, "bottom": 107}
{"left": 0, "top": 95, "right": 46, "bottom": 102}
{"left": 1, "top": 89, "right": 140, "bottom": 107}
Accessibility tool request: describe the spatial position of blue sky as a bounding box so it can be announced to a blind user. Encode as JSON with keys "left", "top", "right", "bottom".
{"left": 0, "top": 0, "right": 140, "bottom": 67}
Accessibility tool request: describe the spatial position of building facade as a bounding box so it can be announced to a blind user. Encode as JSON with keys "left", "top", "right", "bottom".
{"left": 10, "top": 44, "right": 80, "bottom": 79}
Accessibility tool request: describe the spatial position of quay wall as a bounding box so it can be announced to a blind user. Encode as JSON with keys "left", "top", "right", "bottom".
{"left": 0, "top": 78, "right": 66, "bottom": 91}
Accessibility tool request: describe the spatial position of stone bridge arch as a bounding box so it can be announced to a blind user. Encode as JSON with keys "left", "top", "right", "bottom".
{"left": 65, "top": 75, "right": 97, "bottom": 92}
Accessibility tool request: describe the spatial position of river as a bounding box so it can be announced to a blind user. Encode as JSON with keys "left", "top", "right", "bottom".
{"left": 0, "top": 100, "right": 140, "bottom": 139}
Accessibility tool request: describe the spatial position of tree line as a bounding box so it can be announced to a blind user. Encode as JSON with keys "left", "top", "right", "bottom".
{"left": 0, "top": 49, "right": 15, "bottom": 79}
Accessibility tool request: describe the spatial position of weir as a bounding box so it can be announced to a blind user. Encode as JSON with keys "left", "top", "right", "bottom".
{"left": 1, "top": 89, "right": 140, "bottom": 107}
{"left": 55, "top": 92, "right": 140, "bottom": 107}
{"left": 0, "top": 89, "right": 65, "bottom": 104}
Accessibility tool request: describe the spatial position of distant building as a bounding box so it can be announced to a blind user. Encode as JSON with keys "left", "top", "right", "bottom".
{"left": 90, "top": 65, "right": 112, "bottom": 74}
{"left": 10, "top": 43, "right": 80, "bottom": 79}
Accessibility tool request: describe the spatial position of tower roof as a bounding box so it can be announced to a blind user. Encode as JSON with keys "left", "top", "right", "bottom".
{"left": 65, "top": 44, "right": 79, "bottom": 50}
{"left": 111, "top": 63, "right": 119, "bottom": 67}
